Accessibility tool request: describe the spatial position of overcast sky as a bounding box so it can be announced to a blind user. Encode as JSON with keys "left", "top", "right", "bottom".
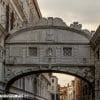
{"left": 53, "top": 73, "right": 75, "bottom": 87}
{"left": 38, "top": 0, "right": 100, "bottom": 31}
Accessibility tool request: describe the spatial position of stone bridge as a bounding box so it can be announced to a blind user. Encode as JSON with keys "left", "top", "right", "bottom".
{"left": 4, "top": 18, "right": 95, "bottom": 95}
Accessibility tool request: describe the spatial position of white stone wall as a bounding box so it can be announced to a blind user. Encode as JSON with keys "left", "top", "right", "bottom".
{"left": 4, "top": 18, "right": 95, "bottom": 100}
{"left": 5, "top": 44, "right": 93, "bottom": 65}
{"left": 5, "top": 21, "right": 93, "bottom": 66}
{"left": 50, "top": 76, "right": 58, "bottom": 94}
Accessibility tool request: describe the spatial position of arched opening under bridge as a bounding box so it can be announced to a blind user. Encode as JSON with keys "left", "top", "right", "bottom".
{"left": 4, "top": 69, "right": 95, "bottom": 100}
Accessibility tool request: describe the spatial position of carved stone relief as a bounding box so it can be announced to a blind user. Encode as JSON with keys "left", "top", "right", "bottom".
{"left": 46, "top": 30, "right": 54, "bottom": 41}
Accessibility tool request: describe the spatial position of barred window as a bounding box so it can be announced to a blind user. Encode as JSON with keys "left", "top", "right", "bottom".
{"left": 29, "top": 47, "right": 37, "bottom": 56}
{"left": 63, "top": 47, "right": 72, "bottom": 56}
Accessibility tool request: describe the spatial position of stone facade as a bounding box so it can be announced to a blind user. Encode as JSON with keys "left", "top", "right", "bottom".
{"left": 67, "top": 80, "right": 75, "bottom": 100}
{"left": 90, "top": 26, "right": 100, "bottom": 100}
{"left": 0, "top": 0, "right": 100, "bottom": 100}
{"left": 0, "top": 0, "right": 53, "bottom": 100}
{"left": 81, "top": 80, "right": 92, "bottom": 100}
{"left": 4, "top": 18, "right": 94, "bottom": 84}
{"left": 65, "top": 78, "right": 92, "bottom": 100}
{"left": 1, "top": 17, "right": 95, "bottom": 100}
{"left": 0, "top": 0, "right": 41, "bottom": 32}
{"left": 74, "top": 78, "right": 81, "bottom": 100}
{"left": 50, "top": 76, "right": 59, "bottom": 100}
{"left": 74, "top": 78, "right": 92, "bottom": 100}
{"left": 12, "top": 73, "right": 51, "bottom": 100}
{"left": 59, "top": 86, "right": 68, "bottom": 100}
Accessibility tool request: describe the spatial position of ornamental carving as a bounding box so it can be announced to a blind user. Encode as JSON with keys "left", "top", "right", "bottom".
{"left": 46, "top": 30, "right": 54, "bottom": 41}
{"left": 5, "top": 68, "right": 15, "bottom": 81}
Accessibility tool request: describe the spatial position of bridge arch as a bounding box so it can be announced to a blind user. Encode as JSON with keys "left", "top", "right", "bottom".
{"left": 5, "top": 65, "right": 95, "bottom": 94}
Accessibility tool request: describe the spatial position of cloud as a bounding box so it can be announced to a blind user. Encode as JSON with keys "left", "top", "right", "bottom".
{"left": 38, "top": 0, "right": 100, "bottom": 30}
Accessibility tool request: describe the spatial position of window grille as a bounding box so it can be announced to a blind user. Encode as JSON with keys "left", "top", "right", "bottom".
{"left": 63, "top": 47, "right": 72, "bottom": 56}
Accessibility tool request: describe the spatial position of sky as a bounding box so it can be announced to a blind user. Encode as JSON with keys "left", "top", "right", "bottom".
{"left": 38, "top": 0, "right": 100, "bottom": 31}
{"left": 53, "top": 73, "right": 75, "bottom": 87}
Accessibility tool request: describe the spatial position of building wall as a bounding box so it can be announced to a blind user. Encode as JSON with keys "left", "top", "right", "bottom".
{"left": 59, "top": 86, "right": 68, "bottom": 100}
{"left": 4, "top": 18, "right": 94, "bottom": 99}
{"left": 0, "top": 0, "right": 6, "bottom": 28}
{"left": 67, "top": 80, "right": 75, "bottom": 100}
{"left": 0, "top": 0, "right": 42, "bottom": 82}
{"left": 0, "top": 0, "right": 53, "bottom": 100}
{"left": 90, "top": 26, "right": 100, "bottom": 100}
{"left": 0, "top": 46, "right": 4, "bottom": 81}
{"left": 81, "top": 80, "right": 92, "bottom": 100}
{"left": 94, "top": 46, "right": 100, "bottom": 100}
{"left": 67, "top": 78, "right": 92, "bottom": 100}
{"left": 12, "top": 73, "right": 51, "bottom": 100}
{"left": 0, "top": 0, "right": 99, "bottom": 100}
{"left": 0, "top": 0, "right": 41, "bottom": 32}
{"left": 50, "top": 76, "right": 59, "bottom": 100}
{"left": 74, "top": 78, "right": 92, "bottom": 100}
{"left": 4, "top": 44, "right": 93, "bottom": 65}
{"left": 74, "top": 78, "right": 81, "bottom": 100}
{"left": 0, "top": 24, "right": 7, "bottom": 82}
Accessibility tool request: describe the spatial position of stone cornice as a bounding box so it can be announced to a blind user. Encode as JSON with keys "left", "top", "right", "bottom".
{"left": 6, "top": 25, "right": 91, "bottom": 42}
{"left": 5, "top": 42, "right": 90, "bottom": 45}
{"left": 5, "top": 63, "right": 94, "bottom": 67}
